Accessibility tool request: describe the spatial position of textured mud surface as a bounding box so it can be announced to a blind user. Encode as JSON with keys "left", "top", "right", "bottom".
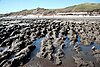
{"left": 0, "top": 19, "right": 100, "bottom": 67}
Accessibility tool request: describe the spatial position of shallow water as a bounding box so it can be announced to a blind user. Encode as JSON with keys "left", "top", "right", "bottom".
{"left": 28, "top": 35, "right": 100, "bottom": 67}
{"left": 0, "top": 47, "right": 4, "bottom": 52}
{"left": 31, "top": 38, "right": 43, "bottom": 59}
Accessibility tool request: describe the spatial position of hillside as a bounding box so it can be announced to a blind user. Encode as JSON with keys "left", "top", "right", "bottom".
{"left": 0, "top": 3, "right": 100, "bottom": 17}
{"left": 64, "top": 3, "right": 100, "bottom": 12}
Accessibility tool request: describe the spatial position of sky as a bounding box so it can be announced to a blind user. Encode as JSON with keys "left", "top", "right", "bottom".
{"left": 0, "top": 0, "right": 100, "bottom": 14}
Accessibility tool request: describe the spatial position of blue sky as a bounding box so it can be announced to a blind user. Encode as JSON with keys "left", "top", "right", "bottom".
{"left": 0, "top": 0, "right": 100, "bottom": 14}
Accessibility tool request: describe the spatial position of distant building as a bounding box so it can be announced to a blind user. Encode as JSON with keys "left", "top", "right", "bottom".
{"left": 57, "top": 11, "right": 100, "bottom": 16}
{"left": 57, "top": 12, "right": 89, "bottom": 16}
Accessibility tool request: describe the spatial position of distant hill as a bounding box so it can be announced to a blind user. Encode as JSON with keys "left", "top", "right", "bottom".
{"left": 0, "top": 3, "right": 100, "bottom": 17}
{"left": 64, "top": 3, "right": 100, "bottom": 12}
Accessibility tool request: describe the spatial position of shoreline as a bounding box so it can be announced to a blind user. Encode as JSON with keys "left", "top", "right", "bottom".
{"left": 0, "top": 16, "right": 100, "bottom": 21}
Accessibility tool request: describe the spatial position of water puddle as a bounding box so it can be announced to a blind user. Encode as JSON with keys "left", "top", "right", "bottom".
{"left": 29, "top": 35, "right": 100, "bottom": 67}
{"left": 0, "top": 47, "right": 5, "bottom": 52}
{"left": 31, "top": 38, "right": 44, "bottom": 59}
{"left": 63, "top": 35, "right": 100, "bottom": 67}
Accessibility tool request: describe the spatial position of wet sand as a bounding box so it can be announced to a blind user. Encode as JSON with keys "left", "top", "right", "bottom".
{"left": 0, "top": 18, "right": 100, "bottom": 67}
{"left": 21, "top": 37, "right": 100, "bottom": 67}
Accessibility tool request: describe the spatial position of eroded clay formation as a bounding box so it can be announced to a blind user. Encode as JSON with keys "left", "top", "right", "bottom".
{"left": 0, "top": 19, "right": 100, "bottom": 67}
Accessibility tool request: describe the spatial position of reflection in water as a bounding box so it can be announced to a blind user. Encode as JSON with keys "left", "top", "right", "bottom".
{"left": 30, "top": 35, "right": 100, "bottom": 67}
{"left": 63, "top": 35, "right": 100, "bottom": 67}
{"left": 31, "top": 38, "right": 43, "bottom": 59}
{"left": 77, "top": 35, "right": 81, "bottom": 43}
{"left": 31, "top": 35, "right": 100, "bottom": 58}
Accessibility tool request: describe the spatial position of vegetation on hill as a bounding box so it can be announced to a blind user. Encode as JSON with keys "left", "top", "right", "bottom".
{"left": 65, "top": 3, "right": 100, "bottom": 12}
{"left": 0, "top": 3, "right": 100, "bottom": 17}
